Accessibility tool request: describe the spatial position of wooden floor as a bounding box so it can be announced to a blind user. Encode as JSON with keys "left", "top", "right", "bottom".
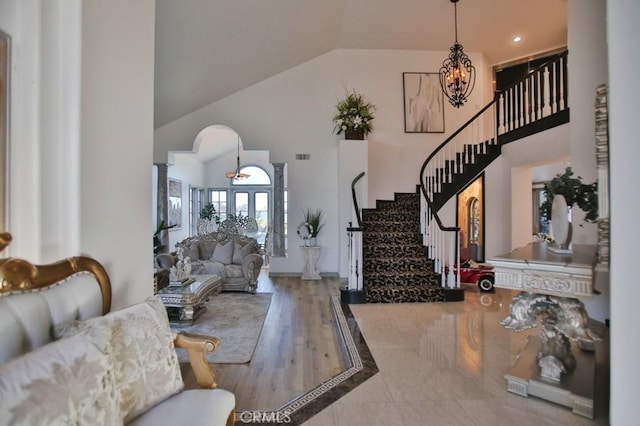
{"left": 182, "top": 269, "right": 346, "bottom": 411}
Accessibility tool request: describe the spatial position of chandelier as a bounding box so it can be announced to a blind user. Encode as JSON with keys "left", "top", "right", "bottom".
{"left": 225, "top": 136, "right": 250, "bottom": 181}
{"left": 439, "top": 0, "right": 476, "bottom": 108}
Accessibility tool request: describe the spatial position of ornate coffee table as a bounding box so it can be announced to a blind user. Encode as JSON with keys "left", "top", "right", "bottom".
{"left": 157, "top": 274, "right": 222, "bottom": 326}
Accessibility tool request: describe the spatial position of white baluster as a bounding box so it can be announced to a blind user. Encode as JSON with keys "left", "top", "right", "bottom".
{"left": 447, "top": 232, "right": 455, "bottom": 288}
{"left": 543, "top": 67, "right": 552, "bottom": 117}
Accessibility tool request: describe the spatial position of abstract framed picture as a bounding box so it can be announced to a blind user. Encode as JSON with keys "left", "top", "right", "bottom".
{"left": 403, "top": 72, "right": 445, "bottom": 133}
{"left": 168, "top": 178, "right": 182, "bottom": 230}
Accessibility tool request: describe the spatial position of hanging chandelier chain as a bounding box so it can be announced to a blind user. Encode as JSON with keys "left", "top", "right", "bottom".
{"left": 454, "top": 1, "right": 458, "bottom": 43}
{"left": 226, "top": 135, "right": 251, "bottom": 180}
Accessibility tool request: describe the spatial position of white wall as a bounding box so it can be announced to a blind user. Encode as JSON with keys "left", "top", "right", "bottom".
{"left": 568, "top": 0, "right": 607, "bottom": 244}
{"left": 0, "top": 0, "right": 42, "bottom": 259}
{"left": 511, "top": 166, "right": 533, "bottom": 249}
{"left": 79, "top": 0, "right": 156, "bottom": 309}
{"left": 155, "top": 48, "right": 489, "bottom": 275}
{"left": 609, "top": 0, "right": 639, "bottom": 423}
{"left": 1, "top": 0, "right": 155, "bottom": 310}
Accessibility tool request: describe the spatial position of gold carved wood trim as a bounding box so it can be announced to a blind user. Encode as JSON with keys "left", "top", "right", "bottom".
{"left": 0, "top": 233, "right": 112, "bottom": 314}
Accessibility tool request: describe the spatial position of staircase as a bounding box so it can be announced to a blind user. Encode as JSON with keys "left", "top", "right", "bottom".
{"left": 362, "top": 192, "right": 444, "bottom": 303}
{"left": 349, "top": 51, "right": 569, "bottom": 303}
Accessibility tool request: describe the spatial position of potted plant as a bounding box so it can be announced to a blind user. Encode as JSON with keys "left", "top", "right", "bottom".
{"left": 200, "top": 202, "right": 220, "bottom": 222}
{"left": 540, "top": 167, "right": 597, "bottom": 252}
{"left": 197, "top": 203, "right": 220, "bottom": 235}
{"left": 153, "top": 220, "right": 176, "bottom": 254}
{"left": 332, "top": 90, "right": 376, "bottom": 140}
{"left": 302, "top": 208, "right": 324, "bottom": 246}
{"left": 540, "top": 167, "right": 598, "bottom": 223}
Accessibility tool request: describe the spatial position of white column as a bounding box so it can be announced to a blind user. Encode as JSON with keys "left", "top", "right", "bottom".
{"left": 338, "top": 140, "right": 368, "bottom": 279}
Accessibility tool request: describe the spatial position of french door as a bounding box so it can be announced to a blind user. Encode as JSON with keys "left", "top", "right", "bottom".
{"left": 232, "top": 189, "right": 270, "bottom": 245}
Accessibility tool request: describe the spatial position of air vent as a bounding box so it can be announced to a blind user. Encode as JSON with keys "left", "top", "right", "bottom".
{"left": 295, "top": 153, "right": 310, "bottom": 160}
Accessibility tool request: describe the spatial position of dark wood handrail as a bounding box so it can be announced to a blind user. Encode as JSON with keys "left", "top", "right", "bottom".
{"left": 495, "top": 50, "right": 568, "bottom": 95}
{"left": 418, "top": 98, "right": 496, "bottom": 233}
{"left": 351, "top": 172, "right": 366, "bottom": 228}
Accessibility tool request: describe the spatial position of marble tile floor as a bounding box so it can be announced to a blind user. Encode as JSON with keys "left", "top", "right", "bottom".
{"left": 302, "top": 287, "right": 610, "bottom": 426}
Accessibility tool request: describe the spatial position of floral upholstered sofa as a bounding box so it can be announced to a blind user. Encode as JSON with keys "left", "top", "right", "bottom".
{"left": 156, "top": 232, "right": 263, "bottom": 294}
{"left": 0, "top": 233, "right": 235, "bottom": 426}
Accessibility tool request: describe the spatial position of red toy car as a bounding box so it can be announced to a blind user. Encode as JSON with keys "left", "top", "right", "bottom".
{"left": 449, "top": 259, "right": 495, "bottom": 292}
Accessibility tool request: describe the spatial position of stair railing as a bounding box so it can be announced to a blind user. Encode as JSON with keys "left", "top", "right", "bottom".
{"left": 497, "top": 51, "right": 569, "bottom": 139}
{"left": 419, "top": 101, "right": 498, "bottom": 289}
{"left": 347, "top": 172, "right": 365, "bottom": 292}
{"left": 418, "top": 51, "right": 569, "bottom": 289}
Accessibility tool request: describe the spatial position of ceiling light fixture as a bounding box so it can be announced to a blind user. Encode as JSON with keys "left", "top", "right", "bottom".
{"left": 225, "top": 136, "right": 250, "bottom": 181}
{"left": 513, "top": 36, "right": 522, "bottom": 43}
{"left": 439, "top": 0, "right": 476, "bottom": 108}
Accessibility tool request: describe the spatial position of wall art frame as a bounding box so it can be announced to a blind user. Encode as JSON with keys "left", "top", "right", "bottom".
{"left": 402, "top": 72, "right": 445, "bottom": 133}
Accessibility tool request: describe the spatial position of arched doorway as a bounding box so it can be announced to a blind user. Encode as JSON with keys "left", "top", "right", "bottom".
{"left": 457, "top": 174, "right": 484, "bottom": 261}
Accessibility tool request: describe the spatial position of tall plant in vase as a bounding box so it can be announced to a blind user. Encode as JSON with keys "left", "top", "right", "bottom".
{"left": 302, "top": 208, "right": 324, "bottom": 246}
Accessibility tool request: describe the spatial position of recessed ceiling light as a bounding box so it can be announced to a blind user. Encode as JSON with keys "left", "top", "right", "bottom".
{"left": 513, "top": 36, "right": 522, "bottom": 43}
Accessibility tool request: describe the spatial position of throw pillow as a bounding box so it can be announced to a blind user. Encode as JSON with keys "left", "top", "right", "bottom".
{"left": 0, "top": 330, "right": 121, "bottom": 425}
{"left": 55, "top": 296, "right": 183, "bottom": 423}
{"left": 232, "top": 240, "right": 255, "bottom": 265}
{"left": 198, "top": 239, "right": 217, "bottom": 260}
{"left": 211, "top": 240, "right": 234, "bottom": 265}
{"left": 179, "top": 242, "right": 199, "bottom": 260}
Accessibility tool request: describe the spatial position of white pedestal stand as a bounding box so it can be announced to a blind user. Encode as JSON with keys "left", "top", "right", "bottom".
{"left": 301, "top": 246, "right": 322, "bottom": 280}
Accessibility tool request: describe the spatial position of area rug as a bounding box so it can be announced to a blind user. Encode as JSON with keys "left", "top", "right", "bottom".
{"left": 173, "top": 292, "right": 272, "bottom": 364}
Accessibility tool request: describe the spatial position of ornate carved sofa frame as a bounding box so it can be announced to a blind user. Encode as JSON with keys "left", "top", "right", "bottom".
{"left": 156, "top": 231, "right": 263, "bottom": 294}
{"left": 0, "top": 233, "right": 235, "bottom": 425}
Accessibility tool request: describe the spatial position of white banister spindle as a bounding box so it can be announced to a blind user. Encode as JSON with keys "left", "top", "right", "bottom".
{"left": 524, "top": 78, "right": 530, "bottom": 125}
{"left": 456, "top": 229, "right": 460, "bottom": 287}
{"left": 348, "top": 229, "right": 363, "bottom": 291}
{"left": 559, "top": 58, "right": 566, "bottom": 110}
{"left": 543, "top": 68, "right": 551, "bottom": 117}
{"left": 447, "top": 232, "right": 455, "bottom": 288}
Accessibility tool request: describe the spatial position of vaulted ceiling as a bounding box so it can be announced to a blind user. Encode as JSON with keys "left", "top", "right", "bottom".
{"left": 154, "top": 0, "right": 567, "bottom": 129}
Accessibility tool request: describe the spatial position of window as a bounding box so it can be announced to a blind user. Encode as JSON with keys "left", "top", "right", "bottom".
{"left": 255, "top": 192, "right": 269, "bottom": 237}
{"left": 208, "top": 190, "right": 228, "bottom": 221}
{"left": 231, "top": 166, "right": 271, "bottom": 186}
{"left": 189, "top": 187, "right": 205, "bottom": 235}
{"left": 532, "top": 184, "right": 549, "bottom": 235}
{"left": 234, "top": 192, "right": 249, "bottom": 218}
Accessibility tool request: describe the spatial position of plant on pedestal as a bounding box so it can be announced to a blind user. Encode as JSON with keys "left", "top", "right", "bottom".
{"left": 302, "top": 208, "right": 324, "bottom": 246}
{"left": 332, "top": 90, "right": 375, "bottom": 140}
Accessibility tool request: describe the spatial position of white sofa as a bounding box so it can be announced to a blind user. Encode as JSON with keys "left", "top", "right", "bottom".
{"left": 0, "top": 234, "right": 235, "bottom": 426}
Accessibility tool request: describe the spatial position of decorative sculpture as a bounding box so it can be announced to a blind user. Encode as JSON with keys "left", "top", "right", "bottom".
{"left": 537, "top": 317, "right": 576, "bottom": 382}
{"left": 169, "top": 246, "right": 192, "bottom": 283}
